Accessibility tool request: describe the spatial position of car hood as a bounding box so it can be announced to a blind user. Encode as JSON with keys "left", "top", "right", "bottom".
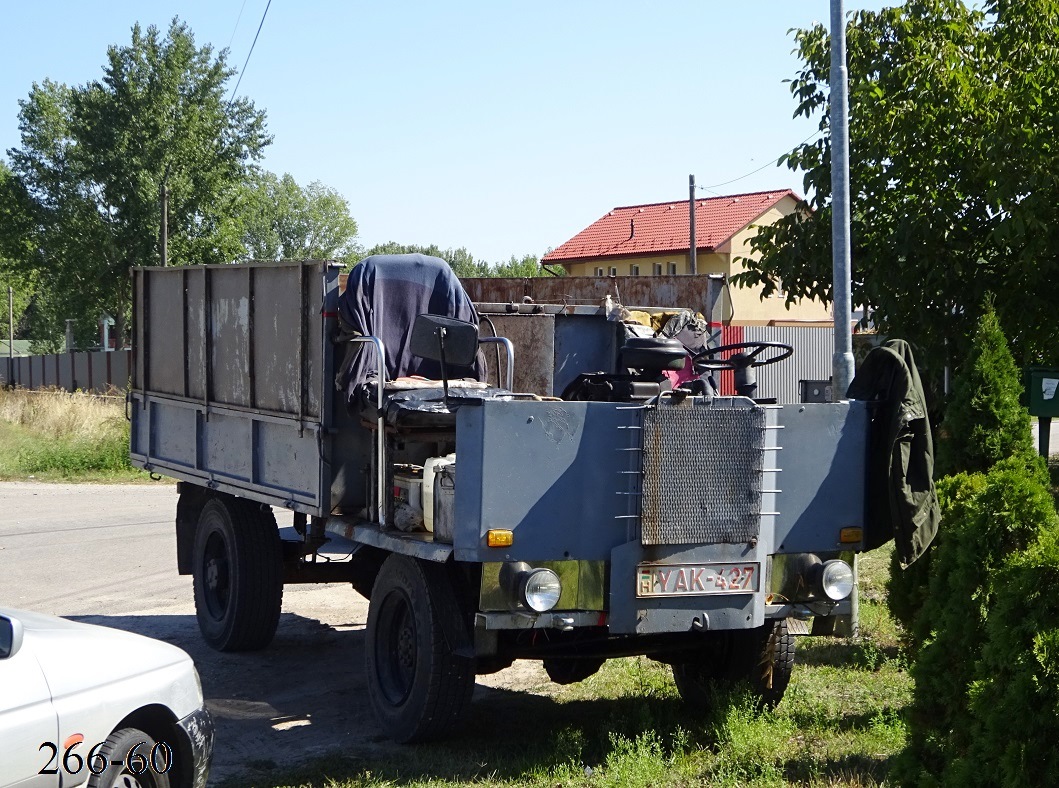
{"left": 1, "top": 606, "right": 196, "bottom": 699}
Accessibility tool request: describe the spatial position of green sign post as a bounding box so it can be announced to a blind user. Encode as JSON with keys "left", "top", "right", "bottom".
{"left": 1026, "top": 367, "right": 1059, "bottom": 457}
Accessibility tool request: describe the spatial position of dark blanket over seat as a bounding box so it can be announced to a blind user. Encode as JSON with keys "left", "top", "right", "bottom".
{"left": 336, "top": 254, "right": 485, "bottom": 404}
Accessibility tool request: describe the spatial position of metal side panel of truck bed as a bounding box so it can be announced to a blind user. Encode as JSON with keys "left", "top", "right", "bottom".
{"left": 128, "top": 261, "right": 361, "bottom": 515}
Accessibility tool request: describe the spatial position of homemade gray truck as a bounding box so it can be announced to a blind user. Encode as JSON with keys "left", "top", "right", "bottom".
{"left": 129, "top": 254, "right": 920, "bottom": 743}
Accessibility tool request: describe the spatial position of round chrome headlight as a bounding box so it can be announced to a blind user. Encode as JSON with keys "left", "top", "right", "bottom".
{"left": 820, "top": 560, "right": 855, "bottom": 601}
{"left": 521, "top": 568, "right": 562, "bottom": 612}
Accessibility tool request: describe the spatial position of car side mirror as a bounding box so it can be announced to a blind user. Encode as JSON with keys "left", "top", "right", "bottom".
{"left": 410, "top": 314, "right": 479, "bottom": 367}
{"left": 0, "top": 615, "right": 25, "bottom": 659}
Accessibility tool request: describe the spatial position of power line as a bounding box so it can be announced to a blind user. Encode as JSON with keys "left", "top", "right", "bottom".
{"left": 227, "top": 0, "right": 272, "bottom": 106}
{"left": 227, "top": 0, "right": 249, "bottom": 49}
{"left": 698, "top": 130, "right": 822, "bottom": 193}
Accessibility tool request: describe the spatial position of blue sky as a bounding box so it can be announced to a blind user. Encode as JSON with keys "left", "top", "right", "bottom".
{"left": 1, "top": 1, "right": 888, "bottom": 263}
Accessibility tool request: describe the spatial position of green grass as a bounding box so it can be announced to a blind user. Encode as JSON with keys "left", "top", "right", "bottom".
{"left": 226, "top": 548, "right": 911, "bottom": 788}
{"left": 0, "top": 388, "right": 156, "bottom": 482}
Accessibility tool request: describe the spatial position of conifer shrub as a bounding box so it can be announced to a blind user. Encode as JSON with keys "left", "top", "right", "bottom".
{"left": 934, "top": 301, "right": 1035, "bottom": 477}
{"left": 896, "top": 457, "right": 1058, "bottom": 785}
{"left": 955, "top": 529, "right": 1059, "bottom": 785}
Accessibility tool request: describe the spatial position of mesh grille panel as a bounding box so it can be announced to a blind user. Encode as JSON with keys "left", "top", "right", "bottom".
{"left": 641, "top": 401, "right": 765, "bottom": 545}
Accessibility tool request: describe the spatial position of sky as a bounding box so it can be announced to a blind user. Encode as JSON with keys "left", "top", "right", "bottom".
{"left": 1, "top": 1, "right": 889, "bottom": 264}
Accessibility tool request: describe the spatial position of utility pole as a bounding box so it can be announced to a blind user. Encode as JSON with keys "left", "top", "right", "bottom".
{"left": 830, "top": 0, "right": 855, "bottom": 399}
{"left": 689, "top": 174, "right": 697, "bottom": 275}
{"left": 7, "top": 286, "right": 13, "bottom": 387}
{"left": 160, "top": 180, "right": 169, "bottom": 267}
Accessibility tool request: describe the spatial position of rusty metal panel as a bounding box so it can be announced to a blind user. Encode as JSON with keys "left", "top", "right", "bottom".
{"left": 463, "top": 275, "right": 716, "bottom": 314}
{"left": 479, "top": 313, "right": 555, "bottom": 395}
{"left": 744, "top": 325, "right": 834, "bottom": 404}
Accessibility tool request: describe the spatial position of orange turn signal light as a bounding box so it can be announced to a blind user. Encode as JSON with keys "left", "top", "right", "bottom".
{"left": 486, "top": 529, "right": 514, "bottom": 548}
{"left": 839, "top": 527, "right": 863, "bottom": 544}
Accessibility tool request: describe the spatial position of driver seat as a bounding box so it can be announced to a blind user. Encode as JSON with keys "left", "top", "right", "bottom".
{"left": 335, "top": 253, "right": 486, "bottom": 406}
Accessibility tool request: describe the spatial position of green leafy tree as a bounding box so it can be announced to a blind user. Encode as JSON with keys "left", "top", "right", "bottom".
{"left": 0, "top": 161, "right": 36, "bottom": 345}
{"left": 238, "top": 172, "right": 360, "bottom": 262}
{"left": 733, "top": 0, "right": 1059, "bottom": 373}
{"left": 360, "top": 243, "right": 554, "bottom": 279}
{"left": 5, "top": 18, "right": 270, "bottom": 347}
{"left": 361, "top": 242, "right": 488, "bottom": 278}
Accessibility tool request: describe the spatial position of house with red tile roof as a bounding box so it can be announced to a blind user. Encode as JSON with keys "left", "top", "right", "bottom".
{"left": 541, "top": 189, "right": 831, "bottom": 325}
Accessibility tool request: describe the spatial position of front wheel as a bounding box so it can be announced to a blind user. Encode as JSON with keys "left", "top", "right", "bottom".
{"left": 86, "top": 727, "right": 171, "bottom": 788}
{"left": 192, "top": 496, "right": 283, "bottom": 651}
{"left": 672, "top": 619, "right": 795, "bottom": 711}
{"left": 365, "top": 555, "right": 474, "bottom": 743}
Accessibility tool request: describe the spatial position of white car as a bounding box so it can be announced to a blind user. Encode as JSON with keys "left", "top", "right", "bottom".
{"left": 0, "top": 608, "right": 213, "bottom": 788}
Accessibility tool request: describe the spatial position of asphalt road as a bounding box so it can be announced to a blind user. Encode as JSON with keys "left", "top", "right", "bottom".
{"left": 0, "top": 482, "right": 546, "bottom": 784}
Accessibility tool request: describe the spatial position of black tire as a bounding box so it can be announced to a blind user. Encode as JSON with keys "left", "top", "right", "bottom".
{"left": 365, "top": 555, "right": 475, "bottom": 743}
{"left": 672, "top": 619, "right": 795, "bottom": 711}
{"left": 86, "top": 727, "right": 172, "bottom": 788}
{"left": 192, "top": 496, "right": 283, "bottom": 651}
{"left": 544, "top": 657, "right": 605, "bottom": 685}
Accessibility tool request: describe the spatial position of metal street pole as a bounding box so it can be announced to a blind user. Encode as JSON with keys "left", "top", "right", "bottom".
{"left": 830, "top": 0, "right": 855, "bottom": 399}
{"left": 831, "top": 0, "right": 859, "bottom": 640}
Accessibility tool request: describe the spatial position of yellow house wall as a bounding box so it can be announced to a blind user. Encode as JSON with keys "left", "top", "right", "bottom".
{"left": 561, "top": 251, "right": 727, "bottom": 278}
{"left": 721, "top": 198, "right": 833, "bottom": 325}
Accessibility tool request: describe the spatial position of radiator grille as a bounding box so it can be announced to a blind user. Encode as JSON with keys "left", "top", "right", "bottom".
{"left": 640, "top": 400, "right": 765, "bottom": 545}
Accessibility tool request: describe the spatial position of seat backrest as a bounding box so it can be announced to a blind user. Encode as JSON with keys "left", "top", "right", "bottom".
{"left": 338, "top": 254, "right": 484, "bottom": 398}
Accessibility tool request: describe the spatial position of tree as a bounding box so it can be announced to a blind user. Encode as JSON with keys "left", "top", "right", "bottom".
{"left": 935, "top": 300, "right": 1037, "bottom": 477}
{"left": 238, "top": 172, "right": 360, "bottom": 263}
{"left": 733, "top": 0, "right": 1059, "bottom": 375}
{"left": 359, "top": 243, "right": 555, "bottom": 278}
{"left": 0, "top": 161, "right": 36, "bottom": 345}
{"left": 4, "top": 19, "right": 270, "bottom": 347}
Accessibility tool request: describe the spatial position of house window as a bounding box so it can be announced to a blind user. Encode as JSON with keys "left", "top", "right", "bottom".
{"left": 595, "top": 267, "right": 604, "bottom": 276}
{"left": 609, "top": 267, "right": 618, "bottom": 276}
{"left": 668, "top": 262, "right": 678, "bottom": 275}
{"left": 630, "top": 265, "right": 640, "bottom": 276}
{"left": 653, "top": 263, "right": 662, "bottom": 276}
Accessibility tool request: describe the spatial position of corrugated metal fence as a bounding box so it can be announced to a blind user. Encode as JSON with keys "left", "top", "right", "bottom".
{"left": 714, "top": 325, "right": 834, "bottom": 404}
{"left": 1, "top": 351, "right": 131, "bottom": 394}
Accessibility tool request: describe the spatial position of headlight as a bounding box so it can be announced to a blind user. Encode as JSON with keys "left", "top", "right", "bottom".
{"left": 820, "top": 560, "right": 855, "bottom": 601}
{"left": 521, "top": 568, "right": 562, "bottom": 612}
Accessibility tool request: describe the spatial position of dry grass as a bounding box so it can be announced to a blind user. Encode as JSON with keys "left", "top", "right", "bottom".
{"left": 0, "top": 387, "right": 145, "bottom": 480}
{"left": 0, "top": 387, "right": 125, "bottom": 441}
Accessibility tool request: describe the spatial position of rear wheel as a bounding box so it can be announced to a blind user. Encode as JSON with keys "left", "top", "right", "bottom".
{"left": 672, "top": 619, "right": 795, "bottom": 710}
{"left": 192, "top": 496, "right": 283, "bottom": 651}
{"left": 365, "top": 555, "right": 474, "bottom": 743}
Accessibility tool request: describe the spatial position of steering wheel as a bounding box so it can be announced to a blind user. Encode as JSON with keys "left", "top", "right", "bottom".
{"left": 692, "top": 341, "right": 793, "bottom": 371}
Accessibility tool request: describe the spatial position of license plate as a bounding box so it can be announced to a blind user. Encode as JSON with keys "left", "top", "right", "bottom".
{"left": 636, "top": 562, "right": 760, "bottom": 597}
